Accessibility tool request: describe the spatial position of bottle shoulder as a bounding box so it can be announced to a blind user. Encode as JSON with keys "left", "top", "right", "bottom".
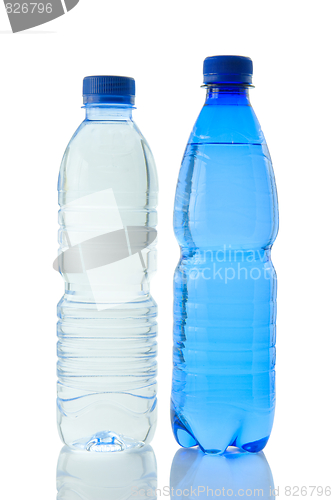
{"left": 189, "top": 104, "right": 266, "bottom": 145}
{"left": 63, "top": 118, "right": 150, "bottom": 155}
{"left": 58, "top": 118, "right": 158, "bottom": 202}
{"left": 174, "top": 104, "right": 278, "bottom": 249}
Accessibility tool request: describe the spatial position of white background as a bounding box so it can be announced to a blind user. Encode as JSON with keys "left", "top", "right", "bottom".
{"left": 0, "top": 0, "right": 332, "bottom": 497}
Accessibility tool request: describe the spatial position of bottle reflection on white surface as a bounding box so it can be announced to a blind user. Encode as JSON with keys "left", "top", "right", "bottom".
{"left": 170, "top": 447, "right": 274, "bottom": 500}
{"left": 57, "top": 445, "right": 157, "bottom": 500}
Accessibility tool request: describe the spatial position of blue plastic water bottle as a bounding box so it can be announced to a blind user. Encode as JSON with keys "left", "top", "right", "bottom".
{"left": 171, "top": 56, "right": 279, "bottom": 454}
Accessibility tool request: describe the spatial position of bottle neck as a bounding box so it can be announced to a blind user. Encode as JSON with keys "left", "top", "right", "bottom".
{"left": 204, "top": 86, "right": 251, "bottom": 106}
{"left": 85, "top": 104, "right": 133, "bottom": 121}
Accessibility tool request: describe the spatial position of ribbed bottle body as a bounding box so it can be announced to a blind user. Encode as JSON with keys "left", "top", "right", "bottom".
{"left": 57, "top": 109, "right": 158, "bottom": 451}
{"left": 171, "top": 91, "right": 278, "bottom": 454}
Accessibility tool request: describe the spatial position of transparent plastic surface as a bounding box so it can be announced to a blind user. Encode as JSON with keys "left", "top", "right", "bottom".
{"left": 171, "top": 87, "right": 278, "bottom": 454}
{"left": 57, "top": 105, "right": 158, "bottom": 451}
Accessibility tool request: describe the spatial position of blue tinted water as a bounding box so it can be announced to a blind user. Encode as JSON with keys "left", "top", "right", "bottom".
{"left": 171, "top": 88, "right": 279, "bottom": 454}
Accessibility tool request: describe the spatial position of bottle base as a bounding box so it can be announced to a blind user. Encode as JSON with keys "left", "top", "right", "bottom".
{"left": 171, "top": 407, "right": 271, "bottom": 455}
{"left": 68, "top": 430, "right": 145, "bottom": 452}
{"left": 57, "top": 393, "right": 157, "bottom": 452}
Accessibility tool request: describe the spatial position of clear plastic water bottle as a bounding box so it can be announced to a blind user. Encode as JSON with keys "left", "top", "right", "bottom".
{"left": 56, "top": 76, "right": 158, "bottom": 451}
{"left": 171, "top": 56, "right": 279, "bottom": 454}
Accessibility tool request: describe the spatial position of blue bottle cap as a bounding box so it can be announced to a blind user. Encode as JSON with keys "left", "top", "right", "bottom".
{"left": 203, "top": 56, "right": 253, "bottom": 85}
{"left": 83, "top": 76, "right": 135, "bottom": 105}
